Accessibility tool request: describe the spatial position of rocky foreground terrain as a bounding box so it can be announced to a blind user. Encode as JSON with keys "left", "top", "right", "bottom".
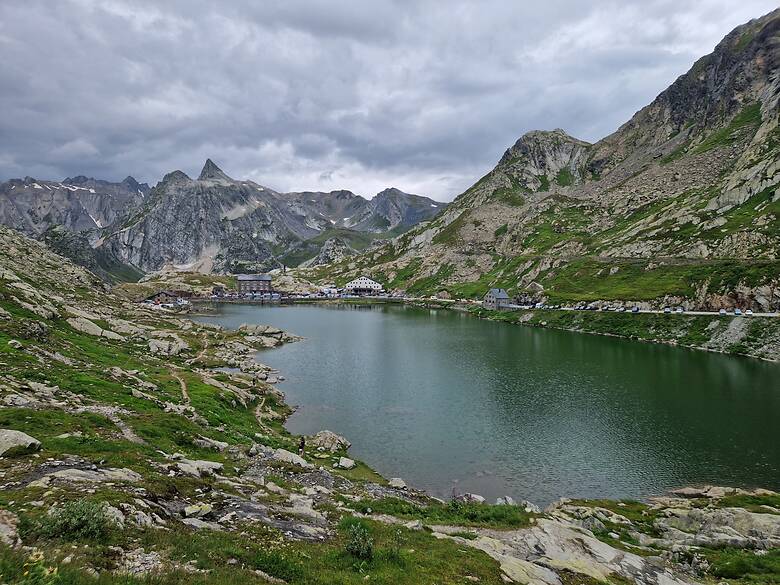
{"left": 309, "top": 9, "right": 780, "bottom": 312}
{"left": 1, "top": 222, "right": 779, "bottom": 584}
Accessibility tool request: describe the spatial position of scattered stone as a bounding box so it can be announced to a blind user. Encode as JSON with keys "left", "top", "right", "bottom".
{"left": 0, "top": 429, "right": 41, "bottom": 457}
{"left": 495, "top": 496, "right": 516, "bottom": 506}
{"left": 7, "top": 339, "right": 22, "bottom": 350}
{"left": 455, "top": 493, "right": 485, "bottom": 504}
{"left": 119, "top": 548, "right": 164, "bottom": 576}
{"left": 388, "top": 477, "right": 407, "bottom": 489}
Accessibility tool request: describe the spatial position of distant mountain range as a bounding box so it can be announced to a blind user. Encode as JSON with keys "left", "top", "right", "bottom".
{"left": 313, "top": 9, "right": 780, "bottom": 310}
{"left": 0, "top": 161, "right": 446, "bottom": 279}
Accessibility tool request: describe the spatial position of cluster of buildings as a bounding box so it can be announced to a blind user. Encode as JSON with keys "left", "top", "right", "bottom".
{"left": 142, "top": 273, "right": 393, "bottom": 307}
{"left": 313, "top": 276, "right": 388, "bottom": 298}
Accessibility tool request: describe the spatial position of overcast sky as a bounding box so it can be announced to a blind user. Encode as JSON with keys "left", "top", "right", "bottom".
{"left": 0, "top": 1, "right": 776, "bottom": 200}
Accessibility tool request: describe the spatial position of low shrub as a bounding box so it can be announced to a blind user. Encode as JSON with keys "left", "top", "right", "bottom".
{"left": 344, "top": 521, "right": 374, "bottom": 560}
{"left": 34, "top": 500, "right": 114, "bottom": 542}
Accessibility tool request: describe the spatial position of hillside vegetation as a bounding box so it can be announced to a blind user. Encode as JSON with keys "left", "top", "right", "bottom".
{"left": 305, "top": 10, "right": 780, "bottom": 312}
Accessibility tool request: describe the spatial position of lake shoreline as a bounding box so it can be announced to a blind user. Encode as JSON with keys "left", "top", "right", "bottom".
{"left": 195, "top": 301, "right": 780, "bottom": 505}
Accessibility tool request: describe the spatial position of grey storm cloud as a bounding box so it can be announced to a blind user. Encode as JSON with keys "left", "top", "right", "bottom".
{"left": 0, "top": 0, "right": 777, "bottom": 200}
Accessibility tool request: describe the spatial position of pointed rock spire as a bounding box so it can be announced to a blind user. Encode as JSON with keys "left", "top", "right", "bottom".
{"left": 198, "top": 159, "right": 231, "bottom": 182}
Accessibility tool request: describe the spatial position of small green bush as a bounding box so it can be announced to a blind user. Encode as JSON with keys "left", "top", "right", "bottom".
{"left": 345, "top": 522, "right": 374, "bottom": 560}
{"left": 35, "top": 500, "right": 114, "bottom": 541}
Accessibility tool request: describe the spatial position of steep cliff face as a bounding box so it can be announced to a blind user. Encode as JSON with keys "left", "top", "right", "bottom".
{"left": 299, "top": 237, "right": 357, "bottom": 267}
{"left": 309, "top": 9, "right": 780, "bottom": 310}
{"left": 0, "top": 175, "right": 148, "bottom": 238}
{"left": 101, "top": 162, "right": 297, "bottom": 274}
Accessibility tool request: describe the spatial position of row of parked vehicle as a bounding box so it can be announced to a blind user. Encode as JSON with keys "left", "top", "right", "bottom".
{"left": 526, "top": 302, "right": 761, "bottom": 316}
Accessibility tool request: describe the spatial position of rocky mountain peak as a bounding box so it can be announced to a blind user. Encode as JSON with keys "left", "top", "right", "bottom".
{"left": 64, "top": 175, "right": 91, "bottom": 184}
{"left": 501, "top": 129, "right": 592, "bottom": 164}
{"left": 374, "top": 187, "right": 406, "bottom": 199}
{"left": 198, "top": 159, "right": 232, "bottom": 182}
{"left": 160, "top": 170, "right": 192, "bottom": 187}
{"left": 121, "top": 176, "right": 140, "bottom": 189}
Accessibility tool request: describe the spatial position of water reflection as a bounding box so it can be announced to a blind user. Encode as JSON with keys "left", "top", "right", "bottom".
{"left": 195, "top": 303, "right": 780, "bottom": 504}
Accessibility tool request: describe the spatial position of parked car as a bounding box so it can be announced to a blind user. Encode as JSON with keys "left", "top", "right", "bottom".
{"left": 663, "top": 307, "right": 672, "bottom": 314}
{"left": 675, "top": 307, "right": 684, "bottom": 314}
{"left": 719, "top": 309, "right": 727, "bottom": 316}
{"left": 631, "top": 306, "right": 640, "bottom": 313}
{"left": 734, "top": 308, "right": 743, "bottom": 316}
{"left": 746, "top": 309, "right": 754, "bottom": 316}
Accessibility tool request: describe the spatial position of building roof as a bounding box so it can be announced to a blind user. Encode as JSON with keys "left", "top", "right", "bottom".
{"left": 236, "top": 274, "right": 272, "bottom": 281}
{"left": 346, "top": 276, "right": 381, "bottom": 286}
{"left": 487, "top": 288, "right": 509, "bottom": 299}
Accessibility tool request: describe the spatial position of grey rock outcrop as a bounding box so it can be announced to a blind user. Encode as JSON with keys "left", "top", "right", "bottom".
{"left": 309, "top": 430, "right": 351, "bottom": 453}
{"left": 0, "top": 429, "right": 41, "bottom": 457}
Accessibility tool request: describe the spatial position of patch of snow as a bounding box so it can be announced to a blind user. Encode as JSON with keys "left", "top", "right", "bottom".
{"left": 32, "top": 183, "right": 42, "bottom": 189}
{"left": 88, "top": 188, "right": 96, "bottom": 193}
{"left": 431, "top": 203, "right": 438, "bottom": 207}
{"left": 87, "top": 212, "right": 104, "bottom": 228}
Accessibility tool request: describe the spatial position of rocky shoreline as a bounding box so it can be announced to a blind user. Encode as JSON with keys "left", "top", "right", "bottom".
{"left": 1, "top": 223, "right": 779, "bottom": 584}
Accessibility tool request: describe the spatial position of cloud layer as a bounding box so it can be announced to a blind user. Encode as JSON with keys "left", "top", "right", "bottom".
{"left": 0, "top": 0, "right": 776, "bottom": 200}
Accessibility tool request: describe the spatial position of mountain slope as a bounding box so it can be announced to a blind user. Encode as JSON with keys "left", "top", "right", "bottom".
{"left": 0, "top": 161, "right": 446, "bottom": 276}
{"left": 0, "top": 175, "right": 149, "bottom": 238}
{"left": 310, "top": 9, "right": 780, "bottom": 310}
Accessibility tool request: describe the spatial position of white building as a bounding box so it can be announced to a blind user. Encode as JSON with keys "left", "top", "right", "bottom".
{"left": 344, "top": 276, "right": 384, "bottom": 295}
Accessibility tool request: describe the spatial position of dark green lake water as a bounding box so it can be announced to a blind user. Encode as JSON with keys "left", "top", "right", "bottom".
{"left": 196, "top": 303, "right": 780, "bottom": 505}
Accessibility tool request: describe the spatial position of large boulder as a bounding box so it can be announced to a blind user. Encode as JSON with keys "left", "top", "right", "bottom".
{"left": 175, "top": 458, "right": 224, "bottom": 478}
{"left": 336, "top": 457, "right": 356, "bottom": 470}
{"left": 0, "top": 429, "right": 41, "bottom": 457}
{"left": 309, "top": 430, "right": 351, "bottom": 453}
{"left": 388, "top": 477, "right": 407, "bottom": 489}
{"left": 66, "top": 317, "right": 124, "bottom": 341}
{"left": 654, "top": 507, "right": 780, "bottom": 549}
{"left": 28, "top": 467, "right": 142, "bottom": 487}
{"left": 273, "top": 448, "right": 313, "bottom": 469}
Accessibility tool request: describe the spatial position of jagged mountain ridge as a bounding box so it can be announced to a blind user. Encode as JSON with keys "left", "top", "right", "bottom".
{"left": 310, "top": 9, "right": 780, "bottom": 310}
{"left": 0, "top": 175, "right": 149, "bottom": 239}
{"left": 0, "top": 159, "right": 446, "bottom": 276}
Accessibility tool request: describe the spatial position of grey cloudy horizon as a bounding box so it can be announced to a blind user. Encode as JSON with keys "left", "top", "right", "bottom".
{"left": 1, "top": 0, "right": 777, "bottom": 201}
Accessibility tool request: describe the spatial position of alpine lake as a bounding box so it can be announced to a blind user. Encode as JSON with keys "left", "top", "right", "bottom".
{"left": 195, "top": 302, "right": 780, "bottom": 505}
